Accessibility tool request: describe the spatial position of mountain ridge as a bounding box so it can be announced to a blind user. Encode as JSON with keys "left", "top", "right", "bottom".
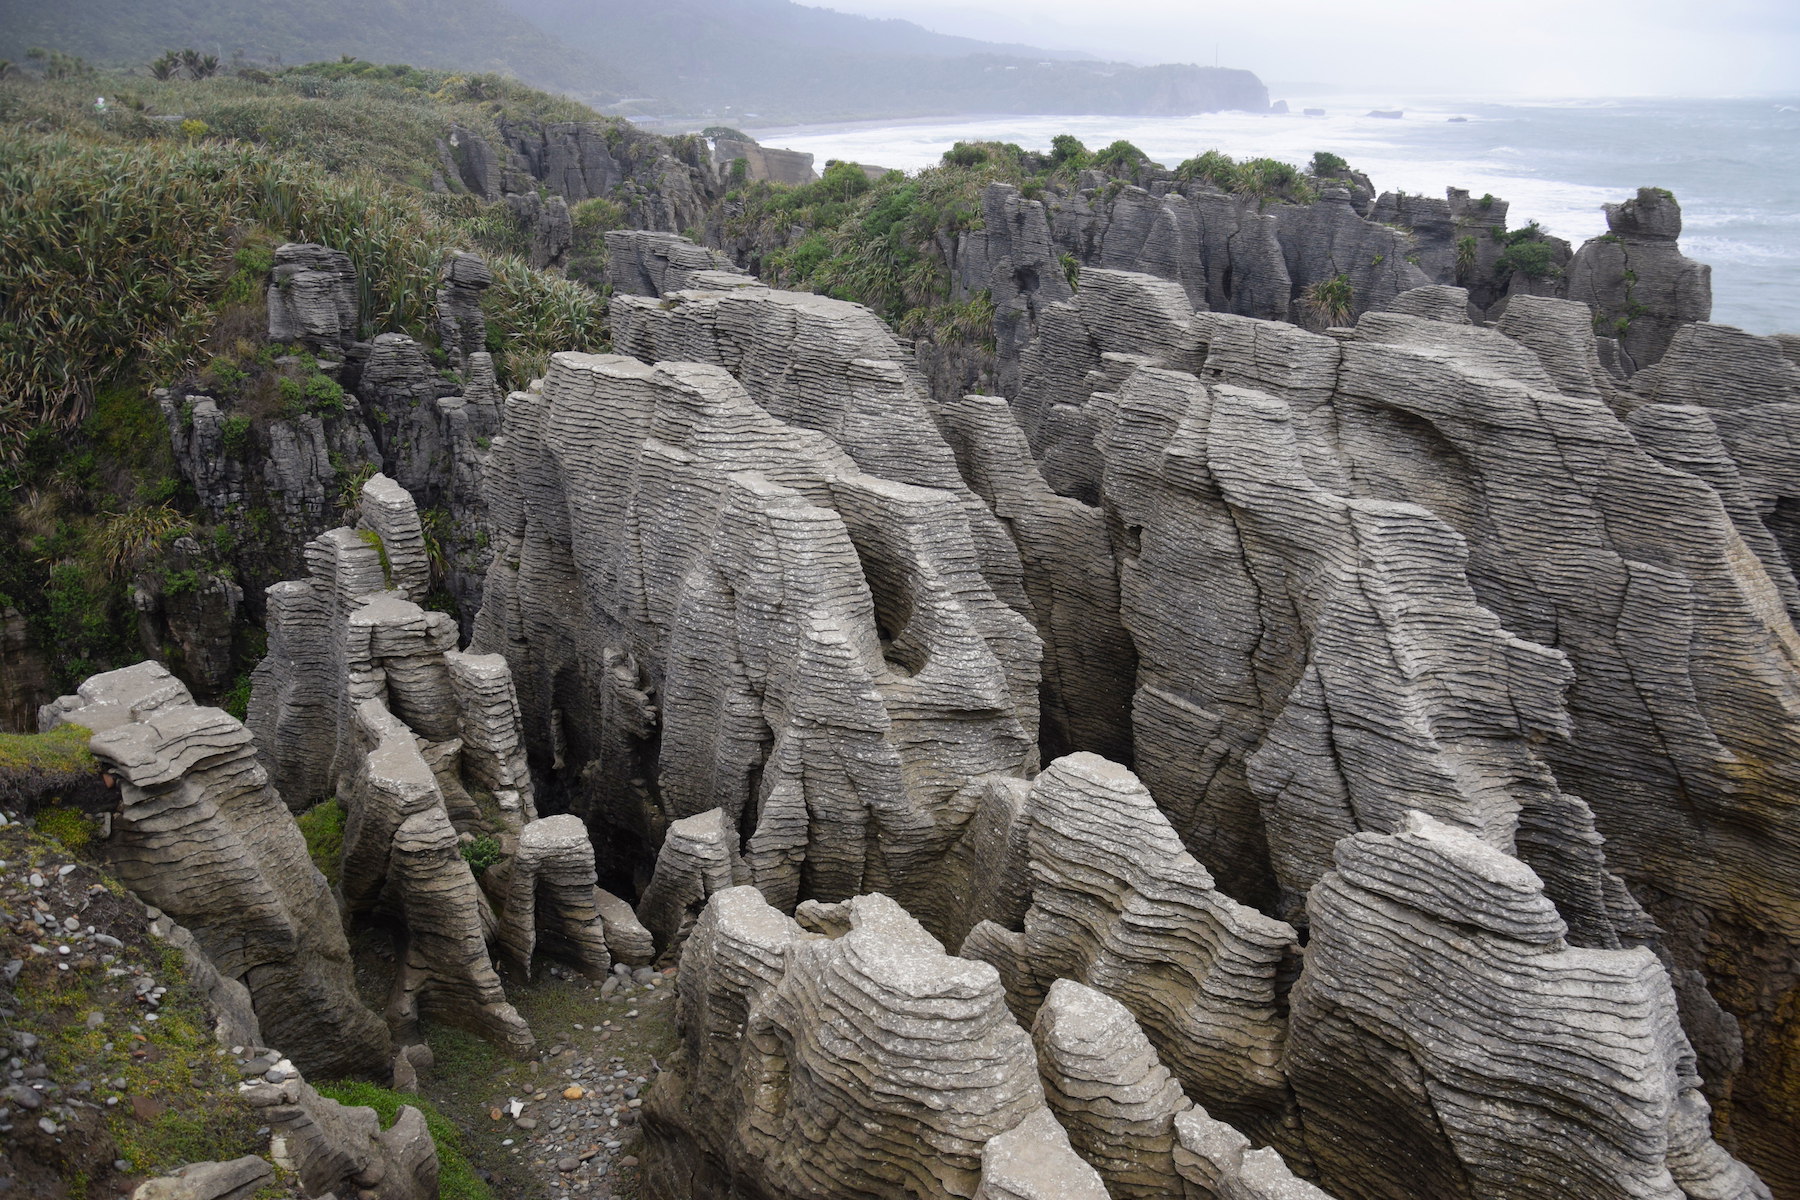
{"left": 0, "top": 0, "right": 1267, "bottom": 123}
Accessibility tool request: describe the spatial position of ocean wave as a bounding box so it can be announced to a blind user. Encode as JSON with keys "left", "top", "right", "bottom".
{"left": 1683, "top": 236, "right": 1800, "bottom": 263}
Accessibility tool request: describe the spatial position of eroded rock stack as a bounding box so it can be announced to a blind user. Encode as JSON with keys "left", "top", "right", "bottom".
{"left": 514, "top": 245, "right": 1794, "bottom": 1198}
{"left": 469, "top": 334, "right": 1042, "bottom": 914}
{"left": 267, "top": 243, "right": 358, "bottom": 352}
{"left": 242, "top": 474, "right": 650, "bottom": 1056}
{"left": 39, "top": 661, "right": 390, "bottom": 1079}
{"left": 92, "top": 188, "right": 1795, "bottom": 1200}
{"left": 1568, "top": 187, "right": 1713, "bottom": 370}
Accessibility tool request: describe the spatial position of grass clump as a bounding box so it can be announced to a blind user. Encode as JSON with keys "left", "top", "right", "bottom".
{"left": 297, "top": 798, "right": 346, "bottom": 886}
{"left": 32, "top": 804, "right": 99, "bottom": 852}
{"left": 1301, "top": 273, "right": 1355, "bottom": 328}
{"left": 313, "top": 1080, "right": 493, "bottom": 1200}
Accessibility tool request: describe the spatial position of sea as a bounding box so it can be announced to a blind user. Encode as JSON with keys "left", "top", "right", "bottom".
{"left": 753, "top": 92, "right": 1800, "bottom": 335}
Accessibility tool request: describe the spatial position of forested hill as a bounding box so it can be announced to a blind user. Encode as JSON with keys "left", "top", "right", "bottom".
{"left": 504, "top": 0, "right": 1267, "bottom": 121}
{"left": 0, "top": 0, "right": 640, "bottom": 105}
{"left": 0, "top": 0, "right": 1270, "bottom": 123}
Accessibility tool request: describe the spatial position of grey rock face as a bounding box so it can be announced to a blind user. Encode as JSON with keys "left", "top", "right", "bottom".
{"left": 961, "top": 754, "right": 1298, "bottom": 1144}
{"left": 243, "top": 1055, "right": 438, "bottom": 1200}
{"left": 45, "top": 662, "right": 390, "bottom": 1079}
{"left": 644, "top": 886, "right": 1106, "bottom": 1200}
{"left": 435, "top": 250, "right": 492, "bottom": 370}
{"left": 1567, "top": 187, "right": 1712, "bottom": 370}
{"left": 470, "top": 346, "right": 1039, "bottom": 916}
{"left": 495, "top": 812, "right": 621, "bottom": 978}
{"left": 1033, "top": 978, "right": 1331, "bottom": 1200}
{"left": 634, "top": 808, "right": 748, "bottom": 955}
{"left": 603, "top": 230, "right": 746, "bottom": 297}
{"left": 1288, "top": 813, "right": 1766, "bottom": 1200}
{"left": 440, "top": 241, "right": 1793, "bottom": 1197}
{"left": 709, "top": 137, "right": 817, "bottom": 186}
{"left": 1032, "top": 978, "right": 1190, "bottom": 1198}
{"left": 267, "top": 243, "right": 357, "bottom": 351}
{"left": 130, "top": 1156, "right": 272, "bottom": 1200}
{"left": 342, "top": 699, "right": 534, "bottom": 1055}
{"left": 505, "top": 190, "right": 573, "bottom": 269}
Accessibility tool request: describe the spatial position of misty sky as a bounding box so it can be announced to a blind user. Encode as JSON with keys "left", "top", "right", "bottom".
{"left": 815, "top": 0, "right": 1800, "bottom": 97}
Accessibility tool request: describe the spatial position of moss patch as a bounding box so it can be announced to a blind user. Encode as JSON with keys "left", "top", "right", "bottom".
{"left": 0, "top": 724, "right": 110, "bottom": 816}
{"left": 297, "top": 798, "right": 346, "bottom": 887}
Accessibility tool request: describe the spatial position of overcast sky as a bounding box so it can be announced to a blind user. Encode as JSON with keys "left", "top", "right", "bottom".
{"left": 815, "top": 0, "right": 1800, "bottom": 97}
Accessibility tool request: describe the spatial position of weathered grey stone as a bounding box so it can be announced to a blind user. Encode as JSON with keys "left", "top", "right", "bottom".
{"left": 1287, "top": 813, "right": 1766, "bottom": 1200}
{"left": 244, "top": 1058, "right": 438, "bottom": 1200}
{"left": 471, "top": 348, "right": 1039, "bottom": 919}
{"left": 1567, "top": 187, "right": 1711, "bottom": 370}
{"left": 48, "top": 663, "right": 389, "bottom": 1079}
{"left": 496, "top": 813, "right": 613, "bottom": 978}
{"left": 645, "top": 886, "right": 1098, "bottom": 1200}
{"left": 267, "top": 243, "right": 357, "bottom": 351}
{"left": 604, "top": 230, "right": 747, "bottom": 298}
{"left": 435, "top": 250, "right": 492, "bottom": 371}
{"left": 130, "top": 1155, "right": 272, "bottom": 1200}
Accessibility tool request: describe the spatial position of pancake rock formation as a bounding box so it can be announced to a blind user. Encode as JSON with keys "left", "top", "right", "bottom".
{"left": 489, "top": 245, "right": 1796, "bottom": 1199}
{"left": 39, "top": 661, "right": 390, "bottom": 1079}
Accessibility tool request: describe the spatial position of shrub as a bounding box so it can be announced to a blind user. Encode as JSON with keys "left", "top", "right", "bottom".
{"left": 1494, "top": 223, "right": 1561, "bottom": 280}
{"left": 1049, "top": 134, "right": 1092, "bottom": 170}
{"left": 1455, "top": 235, "right": 1478, "bottom": 282}
{"left": 1309, "top": 150, "right": 1350, "bottom": 175}
{"left": 460, "top": 834, "right": 503, "bottom": 875}
{"left": 219, "top": 414, "right": 252, "bottom": 455}
{"left": 1093, "top": 140, "right": 1147, "bottom": 171}
{"left": 93, "top": 503, "right": 190, "bottom": 578}
{"left": 943, "top": 142, "right": 989, "bottom": 168}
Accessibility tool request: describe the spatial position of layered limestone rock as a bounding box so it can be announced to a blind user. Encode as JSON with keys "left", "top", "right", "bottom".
{"left": 267, "top": 243, "right": 358, "bottom": 351}
{"left": 708, "top": 136, "right": 817, "bottom": 186}
{"left": 494, "top": 812, "right": 652, "bottom": 978}
{"left": 435, "top": 250, "right": 492, "bottom": 370}
{"left": 244, "top": 475, "right": 622, "bottom": 1050}
{"left": 469, "top": 347, "right": 1040, "bottom": 918}
{"left": 40, "top": 661, "right": 389, "bottom": 1079}
{"left": 960, "top": 754, "right": 1298, "bottom": 1144}
{"left": 1032, "top": 978, "right": 1190, "bottom": 1198}
{"left": 1630, "top": 321, "right": 1800, "bottom": 596}
{"left": 604, "top": 230, "right": 747, "bottom": 298}
{"left": 1032, "top": 978, "right": 1332, "bottom": 1200}
{"left": 610, "top": 259, "right": 1121, "bottom": 764}
{"left": 1287, "top": 813, "right": 1766, "bottom": 1200}
{"left": 341, "top": 699, "right": 533, "bottom": 1055}
{"left": 644, "top": 886, "right": 1107, "bottom": 1200}
{"left": 1568, "top": 187, "right": 1712, "bottom": 370}
{"left": 242, "top": 1056, "right": 438, "bottom": 1200}
{"left": 634, "top": 807, "right": 748, "bottom": 955}
{"left": 1327, "top": 308, "right": 1800, "bottom": 1186}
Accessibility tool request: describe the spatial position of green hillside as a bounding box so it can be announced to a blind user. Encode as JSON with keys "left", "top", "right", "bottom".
{"left": 0, "top": 0, "right": 636, "bottom": 105}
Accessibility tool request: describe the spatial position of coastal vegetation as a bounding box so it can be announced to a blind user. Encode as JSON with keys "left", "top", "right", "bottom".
{"left": 0, "top": 61, "right": 608, "bottom": 693}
